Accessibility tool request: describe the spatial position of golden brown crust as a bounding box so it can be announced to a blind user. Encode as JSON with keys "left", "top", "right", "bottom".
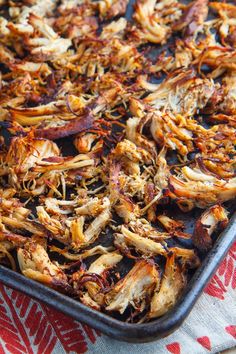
{"left": 193, "top": 205, "right": 229, "bottom": 252}
{"left": 173, "top": 0, "right": 208, "bottom": 36}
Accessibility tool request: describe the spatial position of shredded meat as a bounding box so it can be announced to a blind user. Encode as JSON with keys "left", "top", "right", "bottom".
{"left": 0, "top": 0, "right": 234, "bottom": 323}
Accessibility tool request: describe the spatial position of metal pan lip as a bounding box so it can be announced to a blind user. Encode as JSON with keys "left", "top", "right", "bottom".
{"left": 0, "top": 213, "right": 235, "bottom": 343}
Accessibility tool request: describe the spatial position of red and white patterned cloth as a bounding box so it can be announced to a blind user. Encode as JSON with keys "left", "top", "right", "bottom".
{"left": 0, "top": 243, "right": 235, "bottom": 354}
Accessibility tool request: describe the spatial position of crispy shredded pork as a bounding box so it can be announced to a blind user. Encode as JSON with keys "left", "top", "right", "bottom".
{"left": 173, "top": 0, "right": 209, "bottom": 37}
{"left": 193, "top": 204, "right": 229, "bottom": 251}
{"left": 17, "top": 242, "right": 68, "bottom": 288}
{"left": 98, "top": 0, "right": 129, "bottom": 19}
{"left": 73, "top": 251, "right": 123, "bottom": 309}
{"left": 149, "top": 254, "right": 186, "bottom": 318}
{"left": 105, "top": 259, "right": 159, "bottom": 314}
{"left": 132, "top": 0, "right": 182, "bottom": 44}
{"left": 0, "top": 0, "right": 235, "bottom": 323}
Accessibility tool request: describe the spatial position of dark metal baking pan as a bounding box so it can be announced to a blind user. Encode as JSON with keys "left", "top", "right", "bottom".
{"left": 0, "top": 213, "right": 235, "bottom": 343}
{"left": 0, "top": 0, "right": 236, "bottom": 343}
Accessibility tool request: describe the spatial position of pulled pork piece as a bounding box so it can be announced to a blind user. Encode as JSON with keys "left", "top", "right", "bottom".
{"left": 132, "top": 0, "right": 182, "bottom": 44}
{"left": 193, "top": 205, "right": 229, "bottom": 252}
{"left": 114, "top": 226, "right": 199, "bottom": 266}
{"left": 157, "top": 215, "right": 184, "bottom": 231}
{"left": 37, "top": 206, "right": 65, "bottom": 239}
{"left": 126, "top": 115, "right": 157, "bottom": 158}
{"left": 100, "top": 18, "right": 127, "bottom": 40}
{"left": 168, "top": 172, "right": 236, "bottom": 210}
{"left": 37, "top": 197, "right": 111, "bottom": 248}
{"left": 157, "top": 215, "right": 191, "bottom": 239}
{"left": 128, "top": 218, "right": 170, "bottom": 240}
{"left": 210, "top": 2, "right": 236, "bottom": 47}
{"left": 150, "top": 112, "right": 194, "bottom": 156}
{"left": 54, "top": 2, "right": 98, "bottom": 40}
{"left": 149, "top": 254, "right": 186, "bottom": 318}
{"left": 0, "top": 195, "right": 45, "bottom": 236}
{"left": 153, "top": 147, "right": 169, "bottom": 190}
{"left": 144, "top": 69, "right": 215, "bottom": 116}
{"left": 8, "top": 97, "right": 94, "bottom": 140}
{"left": 173, "top": 0, "right": 208, "bottom": 37}
{"left": 0, "top": 136, "right": 60, "bottom": 194}
{"left": 0, "top": 133, "right": 96, "bottom": 196}
{"left": 73, "top": 252, "right": 123, "bottom": 310}
{"left": 106, "top": 143, "right": 154, "bottom": 223}
{"left": 32, "top": 154, "right": 94, "bottom": 173}
{"left": 217, "top": 72, "right": 236, "bottom": 116}
{"left": 105, "top": 259, "right": 159, "bottom": 314}
{"left": 35, "top": 113, "right": 94, "bottom": 140}
{"left": 9, "top": 13, "right": 71, "bottom": 57}
{"left": 17, "top": 242, "right": 68, "bottom": 287}
{"left": 69, "top": 203, "right": 111, "bottom": 249}
{"left": 111, "top": 139, "right": 152, "bottom": 164}
{"left": 98, "top": 0, "right": 129, "bottom": 19}
{"left": 3, "top": 134, "right": 60, "bottom": 174}
{"left": 75, "top": 197, "right": 110, "bottom": 217}
{"left": 0, "top": 231, "right": 28, "bottom": 269}
{"left": 0, "top": 134, "right": 94, "bottom": 196}
{"left": 9, "top": 0, "right": 57, "bottom": 27}
{"left": 50, "top": 245, "right": 114, "bottom": 261}
{"left": 74, "top": 133, "right": 100, "bottom": 154}
{"left": 0, "top": 231, "right": 28, "bottom": 249}
{"left": 114, "top": 225, "right": 167, "bottom": 257}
